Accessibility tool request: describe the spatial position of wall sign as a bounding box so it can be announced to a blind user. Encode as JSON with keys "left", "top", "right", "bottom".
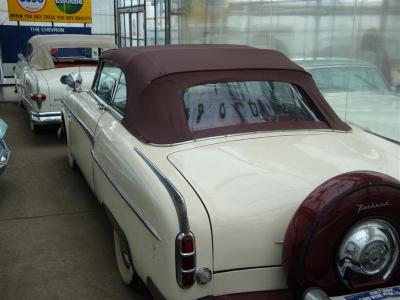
{"left": 0, "top": 25, "right": 91, "bottom": 64}
{"left": 7, "top": 0, "right": 92, "bottom": 23}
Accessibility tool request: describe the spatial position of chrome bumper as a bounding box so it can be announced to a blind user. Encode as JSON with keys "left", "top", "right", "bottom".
{"left": 31, "top": 111, "right": 62, "bottom": 125}
{"left": 0, "top": 140, "right": 10, "bottom": 175}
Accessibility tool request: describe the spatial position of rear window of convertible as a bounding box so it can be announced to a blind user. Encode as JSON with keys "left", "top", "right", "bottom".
{"left": 183, "top": 81, "right": 325, "bottom": 132}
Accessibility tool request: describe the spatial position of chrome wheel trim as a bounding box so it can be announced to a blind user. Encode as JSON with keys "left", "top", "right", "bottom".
{"left": 337, "top": 218, "right": 399, "bottom": 287}
{"left": 113, "top": 230, "right": 134, "bottom": 285}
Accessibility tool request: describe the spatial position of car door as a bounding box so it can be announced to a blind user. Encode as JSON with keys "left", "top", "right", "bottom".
{"left": 66, "top": 60, "right": 120, "bottom": 190}
{"left": 92, "top": 72, "right": 159, "bottom": 274}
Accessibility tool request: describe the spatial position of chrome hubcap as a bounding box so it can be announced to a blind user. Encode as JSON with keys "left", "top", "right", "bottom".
{"left": 337, "top": 219, "right": 399, "bottom": 287}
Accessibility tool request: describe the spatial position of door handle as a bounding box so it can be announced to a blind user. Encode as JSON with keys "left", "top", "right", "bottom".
{"left": 97, "top": 103, "right": 107, "bottom": 111}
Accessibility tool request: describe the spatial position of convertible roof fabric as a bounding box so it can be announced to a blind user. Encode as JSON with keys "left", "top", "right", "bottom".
{"left": 101, "top": 45, "right": 350, "bottom": 144}
{"left": 29, "top": 34, "right": 116, "bottom": 70}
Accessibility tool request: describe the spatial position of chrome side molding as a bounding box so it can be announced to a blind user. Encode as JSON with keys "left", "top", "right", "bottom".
{"left": 62, "top": 100, "right": 94, "bottom": 145}
{"left": 91, "top": 150, "right": 162, "bottom": 241}
{"left": 134, "top": 148, "right": 190, "bottom": 234}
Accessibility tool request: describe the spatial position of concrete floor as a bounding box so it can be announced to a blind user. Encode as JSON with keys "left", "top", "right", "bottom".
{"left": 0, "top": 100, "right": 151, "bottom": 299}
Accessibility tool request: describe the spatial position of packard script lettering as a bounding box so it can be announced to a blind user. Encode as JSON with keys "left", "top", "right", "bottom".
{"left": 357, "top": 200, "right": 392, "bottom": 214}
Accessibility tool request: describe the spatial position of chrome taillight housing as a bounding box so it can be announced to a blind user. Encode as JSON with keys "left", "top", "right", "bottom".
{"left": 176, "top": 232, "right": 196, "bottom": 288}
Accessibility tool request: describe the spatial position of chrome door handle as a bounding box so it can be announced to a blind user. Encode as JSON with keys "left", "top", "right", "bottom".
{"left": 98, "top": 103, "right": 107, "bottom": 111}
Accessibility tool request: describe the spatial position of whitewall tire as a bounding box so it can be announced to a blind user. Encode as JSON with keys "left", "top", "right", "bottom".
{"left": 113, "top": 230, "right": 135, "bottom": 286}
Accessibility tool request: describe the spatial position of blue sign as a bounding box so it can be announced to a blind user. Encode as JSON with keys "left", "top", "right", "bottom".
{"left": 344, "top": 286, "right": 400, "bottom": 300}
{"left": 0, "top": 25, "right": 91, "bottom": 64}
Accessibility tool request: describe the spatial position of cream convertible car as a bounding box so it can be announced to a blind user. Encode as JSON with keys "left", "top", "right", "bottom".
{"left": 61, "top": 46, "right": 400, "bottom": 300}
{"left": 15, "top": 34, "right": 116, "bottom": 132}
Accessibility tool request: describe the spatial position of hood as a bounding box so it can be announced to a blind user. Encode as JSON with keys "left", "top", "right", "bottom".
{"left": 39, "top": 66, "right": 96, "bottom": 106}
{"left": 168, "top": 130, "right": 400, "bottom": 271}
{"left": 324, "top": 92, "right": 400, "bottom": 142}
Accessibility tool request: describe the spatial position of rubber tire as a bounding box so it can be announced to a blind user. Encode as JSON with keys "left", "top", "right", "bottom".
{"left": 114, "top": 230, "right": 136, "bottom": 286}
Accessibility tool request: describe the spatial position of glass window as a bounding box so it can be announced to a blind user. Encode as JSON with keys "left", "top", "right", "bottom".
{"left": 112, "top": 73, "right": 127, "bottom": 115}
{"left": 94, "top": 62, "right": 122, "bottom": 104}
{"left": 183, "top": 81, "right": 323, "bottom": 132}
{"left": 310, "top": 67, "right": 390, "bottom": 94}
{"left": 50, "top": 47, "right": 103, "bottom": 63}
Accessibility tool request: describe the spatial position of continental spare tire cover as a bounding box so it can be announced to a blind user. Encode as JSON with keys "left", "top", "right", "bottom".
{"left": 282, "top": 171, "right": 400, "bottom": 297}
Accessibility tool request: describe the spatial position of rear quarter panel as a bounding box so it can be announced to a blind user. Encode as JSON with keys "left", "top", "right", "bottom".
{"left": 93, "top": 112, "right": 213, "bottom": 299}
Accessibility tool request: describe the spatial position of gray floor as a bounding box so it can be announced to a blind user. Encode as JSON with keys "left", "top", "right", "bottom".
{"left": 0, "top": 86, "right": 19, "bottom": 103}
{"left": 0, "top": 97, "right": 151, "bottom": 299}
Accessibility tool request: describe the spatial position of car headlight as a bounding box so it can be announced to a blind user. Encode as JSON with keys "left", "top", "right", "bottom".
{"left": 337, "top": 219, "right": 399, "bottom": 287}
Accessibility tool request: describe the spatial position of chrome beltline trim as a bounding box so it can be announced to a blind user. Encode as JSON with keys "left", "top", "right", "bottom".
{"left": 91, "top": 150, "right": 162, "bottom": 241}
{"left": 147, "top": 129, "right": 351, "bottom": 148}
{"left": 62, "top": 100, "right": 95, "bottom": 145}
{"left": 134, "top": 148, "right": 190, "bottom": 234}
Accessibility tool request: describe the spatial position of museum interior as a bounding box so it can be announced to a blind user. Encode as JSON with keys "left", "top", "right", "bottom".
{"left": 0, "top": 1, "right": 399, "bottom": 300}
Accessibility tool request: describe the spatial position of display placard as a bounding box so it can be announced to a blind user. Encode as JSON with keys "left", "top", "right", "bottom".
{"left": 7, "top": 0, "right": 92, "bottom": 24}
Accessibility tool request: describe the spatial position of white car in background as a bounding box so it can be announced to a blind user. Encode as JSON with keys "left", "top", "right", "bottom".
{"left": 296, "top": 58, "right": 400, "bottom": 143}
{"left": 15, "top": 34, "right": 116, "bottom": 133}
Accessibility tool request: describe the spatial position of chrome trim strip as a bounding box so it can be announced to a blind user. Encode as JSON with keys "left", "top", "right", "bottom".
{"left": 134, "top": 148, "right": 190, "bottom": 234}
{"left": 91, "top": 150, "right": 162, "bottom": 241}
{"left": 148, "top": 128, "right": 351, "bottom": 147}
{"left": 89, "top": 90, "right": 123, "bottom": 121}
{"left": 31, "top": 111, "right": 62, "bottom": 117}
{"left": 62, "top": 100, "right": 95, "bottom": 145}
{"left": 31, "top": 114, "right": 61, "bottom": 124}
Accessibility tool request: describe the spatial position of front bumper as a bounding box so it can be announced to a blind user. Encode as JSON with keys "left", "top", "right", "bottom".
{"left": 0, "top": 140, "right": 10, "bottom": 175}
{"left": 31, "top": 111, "right": 62, "bottom": 125}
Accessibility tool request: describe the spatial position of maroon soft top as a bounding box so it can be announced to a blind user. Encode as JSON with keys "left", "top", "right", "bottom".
{"left": 101, "top": 45, "right": 350, "bottom": 144}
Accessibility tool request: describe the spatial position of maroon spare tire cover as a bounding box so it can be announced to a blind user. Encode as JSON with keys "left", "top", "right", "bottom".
{"left": 282, "top": 171, "right": 400, "bottom": 297}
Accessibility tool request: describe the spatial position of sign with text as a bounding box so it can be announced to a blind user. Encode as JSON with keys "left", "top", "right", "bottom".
{"left": 7, "top": 0, "right": 92, "bottom": 24}
{"left": 0, "top": 25, "right": 91, "bottom": 64}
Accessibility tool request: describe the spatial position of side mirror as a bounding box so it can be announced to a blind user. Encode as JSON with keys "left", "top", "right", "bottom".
{"left": 60, "top": 75, "right": 68, "bottom": 85}
{"left": 60, "top": 72, "right": 83, "bottom": 92}
{"left": 0, "top": 119, "right": 7, "bottom": 140}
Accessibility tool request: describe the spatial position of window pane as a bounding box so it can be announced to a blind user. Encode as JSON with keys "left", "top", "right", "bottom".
{"left": 96, "top": 63, "right": 122, "bottom": 103}
{"left": 113, "top": 74, "right": 127, "bottom": 114}
{"left": 131, "top": 13, "right": 137, "bottom": 40}
{"left": 125, "top": 13, "right": 131, "bottom": 41}
{"left": 138, "top": 11, "right": 144, "bottom": 40}
{"left": 310, "top": 67, "right": 390, "bottom": 94}
{"left": 184, "top": 81, "right": 323, "bottom": 132}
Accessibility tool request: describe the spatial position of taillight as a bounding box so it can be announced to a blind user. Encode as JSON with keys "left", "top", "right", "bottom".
{"left": 176, "top": 232, "right": 196, "bottom": 288}
{"left": 31, "top": 94, "right": 47, "bottom": 102}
